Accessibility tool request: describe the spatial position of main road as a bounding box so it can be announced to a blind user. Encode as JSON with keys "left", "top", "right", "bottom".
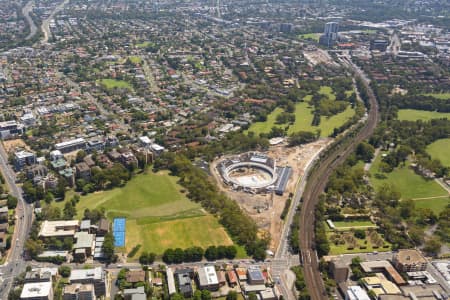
{"left": 298, "top": 58, "right": 379, "bottom": 299}
{"left": 0, "top": 143, "right": 34, "bottom": 298}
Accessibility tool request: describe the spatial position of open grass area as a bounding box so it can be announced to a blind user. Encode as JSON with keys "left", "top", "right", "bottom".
{"left": 128, "top": 56, "right": 142, "bottom": 64}
{"left": 369, "top": 154, "right": 447, "bottom": 200}
{"left": 414, "top": 196, "right": 450, "bottom": 215}
{"left": 327, "top": 230, "right": 391, "bottom": 255}
{"left": 299, "top": 33, "right": 320, "bottom": 42}
{"left": 319, "top": 86, "right": 336, "bottom": 100}
{"left": 424, "top": 93, "right": 450, "bottom": 100}
{"left": 397, "top": 109, "right": 450, "bottom": 121}
{"left": 247, "top": 100, "right": 355, "bottom": 137}
{"left": 99, "top": 78, "right": 133, "bottom": 90}
{"left": 332, "top": 220, "right": 376, "bottom": 229}
{"left": 59, "top": 171, "right": 237, "bottom": 256}
{"left": 426, "top": 138, "right": 450, "bottom": 167}
{"left": 126, "top": 215, "right": 234, "bottom": 255}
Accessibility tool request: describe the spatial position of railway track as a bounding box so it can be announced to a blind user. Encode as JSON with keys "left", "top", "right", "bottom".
{"left": 298, "top": 71, "right": 379, "bottom": 299}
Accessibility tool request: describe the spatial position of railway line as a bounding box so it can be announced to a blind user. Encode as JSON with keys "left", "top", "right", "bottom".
{"left": 297, "top": 63, "right": 379, "bottom": 299}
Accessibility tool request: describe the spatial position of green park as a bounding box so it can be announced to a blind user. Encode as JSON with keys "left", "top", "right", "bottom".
{"left": 99, "top": 78, "right": 133, "bottom": 90}
{"left": 397, "top": 109, "right": 450, "bottom": 121}
{"left": 58, "top": 171, "right": 235, "bottom": 257}
{"left": 426, "top": 138, "right": 450, "bottom": 167}
{"left": 247, "top": 86, "right": 356, "bottom": 137}
{"left": 369, "top": 152, "right": 449, "bottom": 213}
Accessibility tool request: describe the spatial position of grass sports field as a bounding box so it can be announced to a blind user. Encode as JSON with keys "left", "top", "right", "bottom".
{"left": 246, "top": 87, "right": 355, "bottom": 137}
{"left": 99, "top": 79, "right": 133, "bottom": 90}
{"left": 63, "top": 171, "right": 235, "bottom": 256}
{"left": 299, "top": 33, "right": 320, "bottom": 41}
{"left": 370, "top": 154, "right": 447, "bottom": 200}
{"left": 397, "top": 109, "right": 450, "bottom": 121}
{"left": 128, "top": 56, "right": 142, "bottom": 64}
{"left": 426, "top": 138, "right": 450, "bottom": 167}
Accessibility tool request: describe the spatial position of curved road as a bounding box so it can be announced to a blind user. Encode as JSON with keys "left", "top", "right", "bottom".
{"left": 298, "top": 62, "right": 379, "bottom": 299}
{"left": 22, "top": 0, "right": 37, "bottom": 40}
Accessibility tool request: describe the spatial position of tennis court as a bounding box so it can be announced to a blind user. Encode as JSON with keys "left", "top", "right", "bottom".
{"left": 113, "top": 218, "right": 126, "bottom": 247}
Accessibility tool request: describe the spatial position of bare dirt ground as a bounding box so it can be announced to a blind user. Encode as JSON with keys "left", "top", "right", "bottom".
{"left": 211, "top": 138, "right": 331, "bottom": 252}
{"left": 304, "top": 49, "right": 339, "bottom": 67}
{"left": 2, "top": 139, "right": 30, "bottom": 154}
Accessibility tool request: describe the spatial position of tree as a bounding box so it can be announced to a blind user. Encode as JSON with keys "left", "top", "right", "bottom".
{"left": 63, "top": 201, "right": 76, "bottom": 220}
{"left": 193, "top": 290, "right": 202, "bottom": 300}
{"left": 8, "top": 287, "right": 22, "bottom": 300}
{"left": 7, "top": 195, "right": 18, "bottom": 209}
{"left": 103, "top": 233, "right": 115, "bottom": 263}
{"left": 205, "top": 246, "right": 217, "bottom": 261}
{"left": 226, "top": 291, "right": 238, "bottom": 300}
{"left": 139, "top": 252, "right": 156, "bottom": 265}
{"left": 423, "top": 238, "right": 442, "bottom": 256}
{"left": 356, "top": 142, "right": 375, "bottom": 162}
{"left": 201, "top": 290, "right": 212, "bottom": 300}
{"left": 248, "top": 292, "right": 258, "bottom": 300}
{"left": 58, "top": 266, "right": 71, "bottom": 278}
{"left": 288, "top": 131, "right": 317, "bottom": 147}
{"left": 354, "top": 229, "right": 366, "bottom": 239}
{"left": 171, "top": 293, "right": 184, "bottom": 300}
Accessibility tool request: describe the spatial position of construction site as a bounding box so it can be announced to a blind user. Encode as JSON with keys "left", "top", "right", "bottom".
{"left": 211, "top": 138, "right": 332, "bottom": 252}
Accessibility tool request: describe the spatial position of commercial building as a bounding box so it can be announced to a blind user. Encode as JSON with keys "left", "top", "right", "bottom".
{"left": 55, "top": 138, "right": 86, "bottom": 153}
{"left": 39, "top": 220, "right": 79, "bottom": 239}
{"left": 63, "top": 283, "right": 95, "bottom": 300}
{"left": 69, "top": 267, "right": 106, "bottom": 297}
{"left": 319, "top": 22, "right": 339, "bottom": 47}
{"left": 361, "top": 273, "right": 402, "bottom": 298}
{"left": 247, "top": 266, "right": 265, "bottom": 285}
{"left": 359, "top": 260, "right": 406, "bottom": 286}
{"left": 197, "top": 266, "right": 219, "bottom": 291}
{"left": 14, "top": 150, "right": 36, "bottom": 171}
{"left": 345, "top": 285, "right": 370, "bottom": 300}
{"left": 393, "top": 249, "right": 427, "bottom": 272}
{"left": 0, "top": 120, "right": 24, "bottom": 139}
{"left": 370, "top": 40, "right": 389, "bottom": 51}
{"left": 21, "top": 281, "right": 54, "bottom": 300}
{"left": 330, "top": 260, "right": 349, "bottom": 283}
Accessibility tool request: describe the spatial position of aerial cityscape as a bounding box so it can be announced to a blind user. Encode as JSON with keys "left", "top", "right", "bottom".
{"left": 0, "top": 0, "right": 450, "bottom": 300}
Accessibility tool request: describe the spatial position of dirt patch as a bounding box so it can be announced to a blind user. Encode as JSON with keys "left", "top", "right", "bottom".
{"left": 211, "top": 138, "right": 331, "bottom": 252}
{"left": 2, "top": 139, "right": 30, "bottom": 154}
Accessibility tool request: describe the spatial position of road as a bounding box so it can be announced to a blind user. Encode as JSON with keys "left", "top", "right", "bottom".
{"left": 298, "top": 58, "right": 379, "bottom": 299}
{"left": 22, "top": 0, "right": 37, "bottom": 40}
{"left": 41, "top": 0, "right": 70, "bottom": 43}
{"left": 0, "top": 143, "right": 33, "bottom": 298}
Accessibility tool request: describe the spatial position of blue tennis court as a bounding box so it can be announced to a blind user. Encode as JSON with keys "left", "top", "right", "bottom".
{"left": 113, "top": 218, "right": 126, "bottom": 247}
{"left": 113, "top": 231, "right": 125, "bottom": 247}
{"left": 113, "top": 218, "right": 126, "bottom": 232}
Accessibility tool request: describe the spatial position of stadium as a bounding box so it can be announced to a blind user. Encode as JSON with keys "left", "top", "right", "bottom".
{"left": 217, "top": 152, "right": 292, "bottom": 195}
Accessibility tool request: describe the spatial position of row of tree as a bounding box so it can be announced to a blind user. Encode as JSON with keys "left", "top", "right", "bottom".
{"left": 162, "top": 245, "right": 237, "bottom": 264}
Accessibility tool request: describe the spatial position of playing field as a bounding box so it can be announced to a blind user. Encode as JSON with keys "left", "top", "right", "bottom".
{"left": 299, "top": 33, "right": 321, "bottom": 42}
{"left": 99, "top": 78, "right": 133, "bottom": 90}
{"left": 247, "top": 99, "right": 355, "bottom": 137}
{"left": 69, "top": 171, "right": 235, "bottom": 256}
{"left": 414, "top": 197, "right": 450, "bottom": 215}
{"left": 126, "top": 216, "right": 233, "bottom": 254}
{"left": 370, "top": 155, "right": 447, "bottom": 200}
{"left": 426, "top": 138, "right": 450, "bottom": 167}
{"left": 397, "top": 109, "right": 450, "bottom": 121}
{"left": 128, "top": 56, "right": 142, "bottom": 64}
